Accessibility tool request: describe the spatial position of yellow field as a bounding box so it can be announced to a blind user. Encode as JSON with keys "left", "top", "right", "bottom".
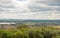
{"left": 51, "top": 26, "right": 60, "bottom": 29}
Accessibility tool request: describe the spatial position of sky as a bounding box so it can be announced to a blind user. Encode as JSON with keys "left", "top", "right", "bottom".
{"left": 0, "top": 0, "right": 60, "bottom": 20}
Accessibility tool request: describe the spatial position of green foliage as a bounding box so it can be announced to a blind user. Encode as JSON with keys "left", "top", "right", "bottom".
{"left": 0, "top": 25, "right": 60, "bottom": 38}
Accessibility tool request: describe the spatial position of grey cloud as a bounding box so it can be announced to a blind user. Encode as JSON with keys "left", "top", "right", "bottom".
{"left": 36, "top": 0, "right": 60, "bottom": 3}
{"left": 27, "top": 0, "right": 60, "bottom": 12}
{"left": 47, "top": 3, "right": 60, "bottom": 6}
{"left": 0, "top": 1, "right": 15, "bottom": 8}
{"left": 36, "top": 0, "right": 60, "bottom": 6}
{"left": 17, "top": 0, "right": 26, "bottom": 1}
{"left": 0, "top": 0, "right": 26, "bottom": 13}
{"left": 42, "top": 2, "right": 60, "bottom": 6}
{"left": 0, "top": 0, "right": 60, "bottom": 19}
{"left": 28, "top": 7, "right": 52, "bottom": 12}
{"left": 0, "top": 5, "right": 15, "bottom": 8}
{"left": 28, "top": 3, "right": 53, "bottom": 12}
{"left": 56, "top": 7, "right": 60, "bottom": 11}
{"left": 0, "top": 0, "right": 11, "bottom": 3}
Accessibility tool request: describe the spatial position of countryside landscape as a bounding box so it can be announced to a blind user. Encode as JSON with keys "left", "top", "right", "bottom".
{"left": 0, "top": 0, "right": 60, "bottom": 38}
{"left": 0, "top": 19, "right": 60, "bottom": 38}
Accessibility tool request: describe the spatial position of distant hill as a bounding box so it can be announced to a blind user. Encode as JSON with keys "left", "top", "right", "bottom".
{"left": 0, "top": 19, "right": 60, "bottom": 24}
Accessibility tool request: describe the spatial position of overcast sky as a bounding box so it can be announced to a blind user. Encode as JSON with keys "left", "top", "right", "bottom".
{"left": 0, "top": 0, "right": 60, "bottom": 20}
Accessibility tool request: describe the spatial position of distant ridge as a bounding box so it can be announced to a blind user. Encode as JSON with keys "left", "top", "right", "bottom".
{"left": 0, "top": 19, "right": 60, "bottom": 24}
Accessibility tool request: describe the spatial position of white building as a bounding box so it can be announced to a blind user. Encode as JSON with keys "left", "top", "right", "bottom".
{"left": 0, "top": 22, "right": 16, "bottom": 29}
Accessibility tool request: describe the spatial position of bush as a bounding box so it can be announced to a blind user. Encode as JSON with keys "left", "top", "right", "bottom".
{"left": 0, "top": 25, "right": 60, "bottom": 38}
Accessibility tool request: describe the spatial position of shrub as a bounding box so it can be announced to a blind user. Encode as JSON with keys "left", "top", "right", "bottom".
{"left": 0, "top": 25, "right": 60, "bottom": 38}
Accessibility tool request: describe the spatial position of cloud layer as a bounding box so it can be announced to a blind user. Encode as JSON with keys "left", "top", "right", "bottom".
{"left": 0, "top": 0, "right": 60, "bottom": 20}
